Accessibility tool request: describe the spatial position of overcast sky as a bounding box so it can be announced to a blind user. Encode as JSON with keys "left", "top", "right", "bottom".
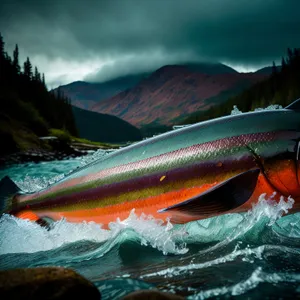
{"left": 1, "top": 0, "right": 300, "bottom": 88}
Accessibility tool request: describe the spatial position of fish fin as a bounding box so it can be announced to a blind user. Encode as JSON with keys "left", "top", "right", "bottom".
{"left": 158, "top": 169, "right": 260, "bottom": 220}
{"left": 285, "top": 98, "right": 300, "bottom": 110}
{"left": 15, "top": 211, "right": 54, "bottom": 230}
{"left": 36, "top": 217, "right": 54, "bottom": 230}
{"left": 0, "top": 176, "right": 20, "bottom": 214}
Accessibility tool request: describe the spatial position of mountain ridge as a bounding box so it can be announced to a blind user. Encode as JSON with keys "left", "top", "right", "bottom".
{"left": 54, "top": 62, "right": 270, "bottom": 132}
{"left": 53, "top": 73, "right": 149, "bottom": 110}
{"left": 91, "top": 64, "right": 267, "bottom": 127}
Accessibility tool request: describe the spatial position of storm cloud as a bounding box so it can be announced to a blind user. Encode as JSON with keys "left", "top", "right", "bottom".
{"left": 1, "top": 0, "right": 300, "bottom": 87}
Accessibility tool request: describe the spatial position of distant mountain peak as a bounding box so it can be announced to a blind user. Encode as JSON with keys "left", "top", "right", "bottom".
{"left": 153, "top": 62, "right": 238, "bottom": 76}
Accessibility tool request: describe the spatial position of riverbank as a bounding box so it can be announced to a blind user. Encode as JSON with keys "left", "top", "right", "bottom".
{"left": 0, "top": 135, "right": 123, "bottom": 167}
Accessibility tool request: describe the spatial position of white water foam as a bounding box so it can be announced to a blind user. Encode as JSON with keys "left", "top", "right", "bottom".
{"left": 140, "top": 194, "right": 297, "bottom": 279}
{"left": 0, "top": 188, "right": 296, "bottom": 257}
{"left": 192, "top": 194, "right": 295, "bottom": 254}
{"left": 15, "top": 174, "right": 65, "bottom": 193}
{"left": 110, "top": 210, "right": 188, "bottom": 255}
{"left": 80, "top": 149, "right": 114, "bottom": 166}
{"left": 0, "top": 214, "right": 109, "bottom": 254}
{"left": 0, "top": 209, "right": 188, "bottom": 256}
{"left": 254, "top": 104, "right": 283, "bottom": 111}
{"left": 230, "top": 105, "right": 243, "bottom": 115}
{"left": 274, "top": 213, "right": 300, "bottom": 238}
{"left": 12, "top": 149, "right": 115, "bottom": 193}
{"left": 230, "top": 104, "right": 283, "bottom": 116}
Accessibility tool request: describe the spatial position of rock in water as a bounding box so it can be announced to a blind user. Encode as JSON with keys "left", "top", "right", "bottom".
{"left": 123, "top": 290, "right": 184, "bottom": 300}
{"left": 0, "top": 267, "right": 101, "bottom": 299}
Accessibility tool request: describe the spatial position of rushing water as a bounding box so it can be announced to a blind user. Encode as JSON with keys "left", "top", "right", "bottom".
{"left": 0, "top": 150, "right": 300, "bottom": 299}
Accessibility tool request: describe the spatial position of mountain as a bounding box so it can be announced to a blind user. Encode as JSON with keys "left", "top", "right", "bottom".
{"left": 179, "top": 62, "right": 238, "bottom": 74}
{"left": 180, "top": 48, "right": 300, "bottom": 125}
{"left": 91, "top": 64, "right": 267, "bottom": 128}
{"left": 71, "top": 106, "right": 142, "bottom": 143}
{"left": 53, "top": 63, "right": 237, "bottom": 110}
{"left": 53, "top": 73, "right": 149, "bottom": 110}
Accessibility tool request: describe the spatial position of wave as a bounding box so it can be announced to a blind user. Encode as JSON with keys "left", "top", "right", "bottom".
{"left": 1, "top": 167, "right": 299, "bottom": 299}
{"left": 191, "top": 266, "right": 300, "bottom": 299}
{"left": 1, "top": 193, "right": 298, "bottom": 258}
{"left": 0, "top": 209, "right": 188, "bottom": 257}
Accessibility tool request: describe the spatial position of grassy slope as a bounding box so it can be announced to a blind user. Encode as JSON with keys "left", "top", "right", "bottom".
{"left": 72, "top": 106, "right": 142, "bottom": 143}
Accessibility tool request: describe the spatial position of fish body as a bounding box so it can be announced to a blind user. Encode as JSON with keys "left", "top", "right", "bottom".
{"left": 2, "top": 99, "right": 300, "bottom": 228}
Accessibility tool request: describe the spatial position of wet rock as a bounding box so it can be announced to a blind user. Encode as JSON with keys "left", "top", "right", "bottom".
{"left": 123, "top": 290, "right": 184, "bottom": 300}
{"left": 0, "top": 267, "right": 101, "bottom": 300}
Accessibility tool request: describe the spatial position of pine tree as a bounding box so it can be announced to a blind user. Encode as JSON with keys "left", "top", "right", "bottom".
{"left": 13, "top": 44, "right": 20, "bottom": 74}
{"left": 0, "top": 33, "right": 5, "bottom": 77}
{"left": 23, "top": 57, "right": 32, "bottom": 79}
{"left": 0, "top": 34, "right": 79, "bottom": 140}
{"left": 5, "top": 53, "right": 12, "bottom": 65}
{"left": 271, "top": 61, "right": 277, "bottom": 75}
{"left": 293, "top": 48, "right": 300, "bottom": 59}
{"left": 23, "top": 59, "right": 27, "bottom": 76}
{"left": 34, "top": 66, "right": 41, "bottom": 81}
{"left": 42, "top": 73, "right": 46, "bottom": 88}
{"left": 281, "top": 57, "right": 287, "bottom": 70}
{"left": 0, "top": 33, "right": 4, "bottom": 59}
{"left": 287, "top": 48, "right": 294, "bottom": 64}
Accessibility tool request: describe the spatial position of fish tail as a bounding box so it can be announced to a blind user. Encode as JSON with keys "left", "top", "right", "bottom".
{"left": 0, "top": 176, "right": 52, "bottom": 227}
{"left": 0, "top": 176, "right": 20, "bottom": 214}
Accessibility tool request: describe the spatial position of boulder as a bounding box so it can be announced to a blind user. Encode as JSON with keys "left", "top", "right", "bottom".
{"left": 123, "top": 289, "right": 184, "bottom": 300}
{"left": 0, "top": 267, "right": 101, "bottom": 300}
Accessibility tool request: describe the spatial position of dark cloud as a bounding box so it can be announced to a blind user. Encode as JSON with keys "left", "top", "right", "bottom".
{"left": 1, "top": 0, "right": 300, "bottom": 86}
{"left": 84, "top": 50, "right": 199, "bottom": 82}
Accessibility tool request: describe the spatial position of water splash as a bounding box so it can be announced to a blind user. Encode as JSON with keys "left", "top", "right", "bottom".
{"left": 0, "top": 189, "right": 299, "bottom": 298}
{"left": 80, "top": 149, "right": 113, "bottom": 166}
{"left": 183, "top": 193, "right": 296, "bottom": 249}
{"left": 1, "top": 192, "right": 296, "bottom": 259}
{"left": 140, "top": 194, "right": 297, "bottom": 280}
{"left": 231, "top": 105, "right": 243, "bottom": 115}
{"left": 230, "top": 104, "right": 283, "bottom": 116}
{"left": 0, "top": 214, "right": 109, "bottom": 254}
{"left": 254, "top": 104, "right": 283, "bottom": 111}
{"left": 0, "top": 209, "right": 188, "bottom": 256}
{"left": 15, "top": 174, "right": 65, "bottom": 192}
{"left": 2, "top": 149, "right": 113, "bottom": 193}
{"left": 116, "top": 210, "right": 188, "bottom": 255}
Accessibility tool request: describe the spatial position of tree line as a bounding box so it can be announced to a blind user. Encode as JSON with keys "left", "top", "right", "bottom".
{"left": 182, "top": 48, "right": 300, "bottom": 124}
{"left": 0, "top": 33, "right": 78, "bottom": 138}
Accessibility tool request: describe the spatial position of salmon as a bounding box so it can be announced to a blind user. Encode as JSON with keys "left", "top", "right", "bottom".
{"left": 1, "top": 99, "right": 300, "bottom": 228}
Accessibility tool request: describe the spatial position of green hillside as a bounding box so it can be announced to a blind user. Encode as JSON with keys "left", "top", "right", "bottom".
{"left": 72, "top": 106, "right": 142, "bottom": 143}
{"left": 0, "top": 33, "right": 77, "bottom": 155}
